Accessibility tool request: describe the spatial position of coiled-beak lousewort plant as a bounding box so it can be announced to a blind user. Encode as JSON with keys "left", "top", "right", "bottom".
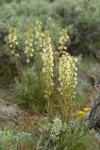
{"left": 9, "top": 27, "right": 19, "bottom": 57}
{"left": 58, "top": 29, "right": 78, "bottom": 122}
{"left": 24, "top": 24, "right": 34, "bottom": 64}
{"left": 42, "top": 30, "right": 54, "bottom": 122}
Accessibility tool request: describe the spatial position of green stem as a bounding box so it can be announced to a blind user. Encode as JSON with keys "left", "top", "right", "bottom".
{"left": 15, "top": 58, "right": 24, "bottom": 83}
{"left": 26, "top": 63, "right": 33, "bottom": 96}
{"left": 47, "top": 99, "right": 53, "bottom": 123}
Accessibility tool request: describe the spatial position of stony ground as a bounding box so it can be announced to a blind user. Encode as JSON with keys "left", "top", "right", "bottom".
{"left": 0, "top": 88, "right": 47, "bottom": 132}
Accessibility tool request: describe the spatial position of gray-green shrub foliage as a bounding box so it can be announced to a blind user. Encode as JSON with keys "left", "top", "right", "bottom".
{"left": 0, "top": 0, "right": 100, "bottom": 87}
{"left": 0, "top": 0, "right": 100, "bottom": 55}
{"left": 36, "top": 118, "right": 99, "bottom": 150}
{"left": 0, "top": 130, "right": 13, "bottom": 150}
{"left": 0, "top": 128, "right": 32, "bottom": 150}
{"left": 0, "top": 119, "right": 99, "bottom": 150}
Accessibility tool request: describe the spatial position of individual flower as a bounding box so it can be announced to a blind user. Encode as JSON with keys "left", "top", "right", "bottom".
{"left": 77, "top": 110, "right": 85, "bottom": 116}
{"left": 84, "top": 108, "right": 91, "bottom": 112}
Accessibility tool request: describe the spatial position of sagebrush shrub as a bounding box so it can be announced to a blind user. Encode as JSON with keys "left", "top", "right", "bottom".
{"left": 36, "top": 118, "right": 99, "bottom": 150}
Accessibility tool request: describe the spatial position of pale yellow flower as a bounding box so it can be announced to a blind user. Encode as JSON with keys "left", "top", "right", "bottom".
{"left": 42, "top": 30, "right": 54, "bottom": 98}
{"left": 9, "top": 27, "right": 19, "bottom": 57}
{"left": 25, "top": 24, "right": 34, "bottom": 63}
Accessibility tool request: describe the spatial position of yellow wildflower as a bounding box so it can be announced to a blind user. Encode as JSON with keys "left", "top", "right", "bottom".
{"left": 84, "top": 108, "right": 91, "bottom": 112}
{"left": 77, "top": 110, "right": 85, "bottom": 116}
